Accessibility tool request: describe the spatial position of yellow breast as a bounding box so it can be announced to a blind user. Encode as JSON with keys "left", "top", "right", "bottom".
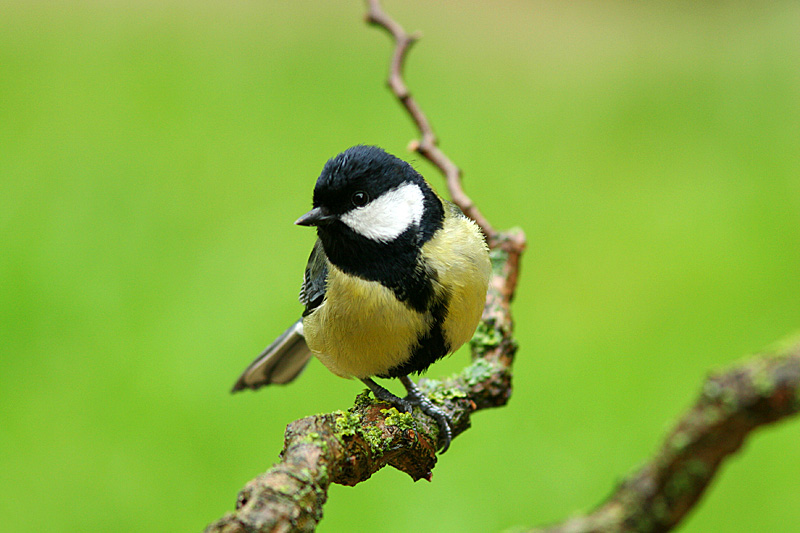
{"left": 303, "top": 266, "right": 428, "bottom": 378}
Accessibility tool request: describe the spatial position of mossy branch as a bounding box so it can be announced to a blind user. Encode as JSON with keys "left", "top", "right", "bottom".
{"left": 530, "top": 341, "right": 800, "bottom": 533}
{"left": 205, "top": 237, "right": 523, "bottom": 532}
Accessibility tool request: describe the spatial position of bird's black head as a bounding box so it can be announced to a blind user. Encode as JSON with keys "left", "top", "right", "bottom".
{"left": 315, "top": 145, "right": 413, "bottom": 213}
{"left": 296, "top": 145, "right": 444, "bottom": 283}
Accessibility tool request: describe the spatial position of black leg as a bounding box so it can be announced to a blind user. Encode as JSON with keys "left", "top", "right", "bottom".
{"left": 360, "top": 377, "right": 413, "bottom": 413}
{"left": 399, "top": 375, "right": 453, "bottom": 453}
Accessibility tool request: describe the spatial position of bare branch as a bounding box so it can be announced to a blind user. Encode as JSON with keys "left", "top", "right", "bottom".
{"left": 530, "top": 342, "right": 800, "bottom": 533}
{"left": 365, "top": 0, "right": 497, "bottom": 244}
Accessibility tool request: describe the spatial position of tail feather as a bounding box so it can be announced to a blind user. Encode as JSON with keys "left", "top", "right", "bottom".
{"left": 231, "top": 319, "right": 312, "bottom": 393}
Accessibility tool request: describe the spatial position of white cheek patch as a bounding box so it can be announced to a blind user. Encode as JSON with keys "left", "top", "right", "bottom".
{"left": 340, "top": 182, "right": 424, "bottom": 242}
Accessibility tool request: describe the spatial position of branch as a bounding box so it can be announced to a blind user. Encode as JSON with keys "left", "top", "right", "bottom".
{"left": 204, "top": 3, "right": 525, "bottom": 531}
{"left": 365, "top": 0, "right": 497, "bottom": 245}
{"left": 531, "top": 341, "right": 800, "bottom": 533}
{"left": 205, "top": 238, "right": 523, "bottom": 533}
{"left": 360, "top": 4, "right": 800, "bottom": 529}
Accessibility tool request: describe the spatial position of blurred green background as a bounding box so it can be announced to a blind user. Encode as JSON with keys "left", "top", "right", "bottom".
{"left": 2, "top": 1, "right": 799, "bottom": 531}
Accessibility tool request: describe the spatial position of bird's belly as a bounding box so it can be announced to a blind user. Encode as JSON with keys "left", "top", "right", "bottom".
{"left": 303, "top": 271, "right": 427, "bottom": 379}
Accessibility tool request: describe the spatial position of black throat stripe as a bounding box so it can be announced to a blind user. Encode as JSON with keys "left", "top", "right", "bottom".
{"left": 379, "top": 289, "right": 451, "bottom": 378}
{"left": 319, "top": 222, "right": 438, "bottom": 313}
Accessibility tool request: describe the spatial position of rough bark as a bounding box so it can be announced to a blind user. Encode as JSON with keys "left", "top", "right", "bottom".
{"left": 531, "top": 343, "right": 800, "bottom": 533}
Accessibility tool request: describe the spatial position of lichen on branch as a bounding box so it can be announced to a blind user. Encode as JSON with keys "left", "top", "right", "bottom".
{"left": 205, "top": 235, "right": 523, "bottom": 531}
{"left": 529, "top": 341, "right": 800, "bottom": 533}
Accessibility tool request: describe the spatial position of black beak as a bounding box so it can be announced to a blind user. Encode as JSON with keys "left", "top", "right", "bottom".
{"left": 295, "top": 206, "right": 336, "bottom": 227}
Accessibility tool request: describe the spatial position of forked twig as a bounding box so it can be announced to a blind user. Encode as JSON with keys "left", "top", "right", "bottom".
{"left": 365, "top": 0, "right": 497, "bottom": 244}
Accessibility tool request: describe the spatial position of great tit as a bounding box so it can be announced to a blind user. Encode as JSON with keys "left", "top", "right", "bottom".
{"left": 232, "top": 145, "right": 491, "bottom": 452}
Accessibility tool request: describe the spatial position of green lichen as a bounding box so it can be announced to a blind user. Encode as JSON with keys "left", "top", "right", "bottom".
{"left": 416, "top": 378, "right": 466, "bottom": 404}
{"left": 669, "top": 431, "right": 691, "bottom": 454}
{"left": 685, "top": 458, "right": 709, "bottom": 478}
{"left": 264, "top": 461, "right": 329, "bottom": 511}
{"left": 381, "top": 407, "right": 415, "bottom": 431}
{"left": 333, "top": 404, "right": 390, "bottom": 457}
{"left": 665, "top": 459, "right": 709, "bottom": 500}
{"left": 316, "top": 464, "right": 329, "bottom": 488}
{"left": 296, "top": 464, "right": 329, "bottom": 490}
{"left": 297, "top": 467, "right": 313, "bottom": 483}
{"left": 714, "top": 384, "right": 738, "bottom": 413}
{"left": 751, "top": 359, "right": 775, "bottom": 397}
{"left": 702, "top": 379, "right": 722, "bottom": 402}
{"left": 462, "top": 358, "right": 496, "bottom": 386}
{"left": 650, "top": 496, "right": 670, "bottom": 523}
{"left": 334, "top": 410, "right": 361, "bottom": 439}
{"left": 291, "top": 476, "right": 326, "bottom": 510}
{"left": 272, "top": 483, "right": 295, "bottom": 497}
{"left": 701, "top": 405, "right": 722, "bottom": 426}
{"left": 489, "top": 247, "right": 509, "bottom": 277}
{"left": 629, "top": 507, "right": 656, "bottom": 532}
{"left": 421, "top": 377, "right": 442, "bottom": 390}
{"left": 665, "top": 468, "right": 692, "bottom": 499}
{"left": 295, "top": 431, "right": 328, "bottom": 453}
{"left": 428, "top": 386, "right": 467, "bottom": 404}
{"left": 470, "top": 320, "right": 503, "bottom": 354}
{"left": 360, "top": 422, "right": 386, "bottom": 457}
{"left": 353, "top": 389, "right": 374, "bottom": 408}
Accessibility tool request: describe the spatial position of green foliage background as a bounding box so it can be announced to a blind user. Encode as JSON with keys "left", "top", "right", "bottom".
{"left": 2, "top": 1, "right": 799, "bottom": 531}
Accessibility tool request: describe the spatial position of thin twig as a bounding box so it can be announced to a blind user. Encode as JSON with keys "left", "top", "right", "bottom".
{"left": 365, "top": 0, "right": 497, "bottom": 244}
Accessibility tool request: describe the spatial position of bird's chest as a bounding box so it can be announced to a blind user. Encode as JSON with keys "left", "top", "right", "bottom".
{"left": 302, "top": 265, "right": 430, "bottom": 379}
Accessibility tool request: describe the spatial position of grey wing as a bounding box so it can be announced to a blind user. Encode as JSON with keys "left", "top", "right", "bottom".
{"left": 299, "top": 239, "right": 328, "bottom": 316}
{"left": 231, "top": 240, "right": 328, "bottom": 393}
{"left": 231, "top": 319, "right": 312, "bottom": 392}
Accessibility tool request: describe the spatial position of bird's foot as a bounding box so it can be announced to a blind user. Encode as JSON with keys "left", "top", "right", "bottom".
{"left": 360, "top": 377, "right": 413, "bottom": 413}
{"left": 360, "top": 376, "right": 453, "bottom": 453}
{"left": 399, "top": 376, "right": 453, "bottom": 453}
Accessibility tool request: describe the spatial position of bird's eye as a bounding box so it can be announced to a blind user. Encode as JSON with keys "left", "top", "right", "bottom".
{"left": 351, "top": 191, "right": 369, "bottom": 207}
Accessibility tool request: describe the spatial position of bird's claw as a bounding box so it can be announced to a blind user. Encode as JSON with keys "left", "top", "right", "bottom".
{"left": 360, "top": 376, "right": 454, "bottom": 453}
{"left": 399, "top": 376, "right": 453, "bottom": 453}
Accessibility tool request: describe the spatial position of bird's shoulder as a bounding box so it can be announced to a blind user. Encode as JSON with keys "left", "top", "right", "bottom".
{"left": 299, "top": 239, "right": 329, "bottom": 316}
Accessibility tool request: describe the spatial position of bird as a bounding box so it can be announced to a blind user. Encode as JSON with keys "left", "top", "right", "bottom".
{"left": 231, "top": 145, "right": 491, "bottom": 452}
